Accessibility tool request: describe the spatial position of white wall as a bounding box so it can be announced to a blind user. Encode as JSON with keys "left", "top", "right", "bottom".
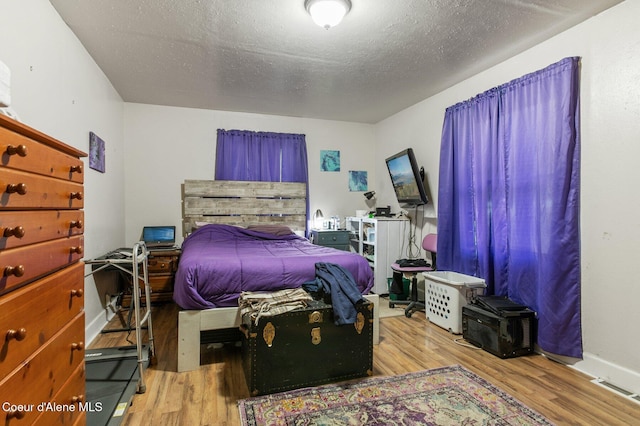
{"left": 123, "top": 103, "right": 376, "bottom": 245}
{"left": 0, "top": 0, "right": 126, "bottom": 343}
{"left": 375, "top": 0, "right": 640, "bottom": 394}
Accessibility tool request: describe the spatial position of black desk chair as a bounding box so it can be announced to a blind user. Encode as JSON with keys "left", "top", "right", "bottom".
{"left": 389, "top": 234, "right": 437, "bottom": 318}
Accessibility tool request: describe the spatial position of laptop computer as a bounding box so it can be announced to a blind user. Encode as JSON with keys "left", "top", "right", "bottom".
{"left": 142, "top": 226, "right": 176, "bottom": 249}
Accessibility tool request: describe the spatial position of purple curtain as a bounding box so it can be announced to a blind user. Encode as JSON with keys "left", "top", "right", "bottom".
{"left": 438, "top": 57, "right": 582, "bottom": 358}
{"left": 215, "top": 129, "right": 308, "bottom": 182}
{"left": 214, "top": 129, "right": 310, "bottom": 229}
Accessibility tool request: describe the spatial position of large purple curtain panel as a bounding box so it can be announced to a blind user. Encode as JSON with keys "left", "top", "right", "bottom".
{"left": 438, "top": 57, "right": 582, "bottom": 358}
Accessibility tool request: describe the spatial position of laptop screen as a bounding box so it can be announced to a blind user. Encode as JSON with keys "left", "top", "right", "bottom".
{"left": 142, "top": 226, "right": 175, "bottom": 246}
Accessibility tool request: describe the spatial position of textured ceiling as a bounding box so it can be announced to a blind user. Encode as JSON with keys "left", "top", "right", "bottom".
{"left": 49, "top": 0, "right": 622, "bottom": 124}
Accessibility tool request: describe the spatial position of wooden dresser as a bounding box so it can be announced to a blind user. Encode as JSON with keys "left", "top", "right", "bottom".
{"left": 121, "top": 248, "right": 180, "bottom": 306}
{"left": 0, "top": 114, "right": 87, "bottom": 425}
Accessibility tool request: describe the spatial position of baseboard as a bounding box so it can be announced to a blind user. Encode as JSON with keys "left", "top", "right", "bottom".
{"left": 570, "top": 352, "right": 640, "bottom": 396}
{"left": 85, "top": 295, "right": 119, "bottom": 345}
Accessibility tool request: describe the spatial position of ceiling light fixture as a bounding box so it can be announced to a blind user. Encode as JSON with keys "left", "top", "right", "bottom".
{"left": 305, "top": 0, "right": 352, "bottom": 29}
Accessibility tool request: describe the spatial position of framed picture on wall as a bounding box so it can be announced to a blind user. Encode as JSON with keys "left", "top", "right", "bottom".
{"left": 89, "top": 131, "right": 105, "bottom": 173}
{"left": 348, "top": 171, "right": 368, "bottom": 191}
{"left": 320, "top": 150, "right": 340, "bottom": 171}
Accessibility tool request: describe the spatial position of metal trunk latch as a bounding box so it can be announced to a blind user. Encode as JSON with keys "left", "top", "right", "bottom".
{"left": 311, "top": 327, "right": 321, "bottom": 345}
{"left": 309, "top": 311, "right": 323, "bottom": 323}
{"left": 263, "top": 322, "right": 275, "bottom": 347}
{"left": 354, "top": 312, "right": 365, "bottom": 334}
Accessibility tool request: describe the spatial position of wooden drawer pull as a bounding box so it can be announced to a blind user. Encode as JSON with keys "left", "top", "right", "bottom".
{"left": 3, "top": 226, "right": 25, "bottom": 238}
{"left": 4, "top": 265, "right": 25, "bottom": 277}
{"left": 5, "top": 183, "right": 27, "bottom": 195}
{"left": 71, "top": 288, "right": 84, "bottom": 297}
{"left": 70, "top": 219, "right": 83, "bottom": 229}
{"left": 71, "top": 394, "right": 84, "bottom": 403}
{"left": 70, "top": 246, "right": 84, "bottom": 255}
{"left": 71, "top": 341, "right": 84, "bottom": 351}
{"left": 70, "top": 192, "right": 83, "bottom": 200}
{"left": 5, "top": 409, "right": 26, "bottom": 420}
{"left": 6, "top": 144, "right": 28, "bottom": 157}
{"left": 70, "top": 165, "right": 83, "bottom": 174}
{"left": 6, "top": 328, "right": 27, "bottom": 341}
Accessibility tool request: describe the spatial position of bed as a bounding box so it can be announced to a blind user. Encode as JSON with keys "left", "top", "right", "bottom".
{"left": 176, "top": 180, "right": 380, "bottom": 372}
{"left": 174, "top": 224, "right": 374, "bottom": 308}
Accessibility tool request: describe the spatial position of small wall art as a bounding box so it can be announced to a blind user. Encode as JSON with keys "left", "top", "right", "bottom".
{"left": 348, "top": 171, "right": 368, "bottom": 191}
{"left": 89, "top": 131, "right": 105, "bottom": 173}
{"left": 320, "top": 150, "right": 340, "bottom": 172}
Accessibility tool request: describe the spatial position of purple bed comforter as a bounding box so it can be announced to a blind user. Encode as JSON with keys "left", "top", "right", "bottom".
{"left": 173, "top": 224, "right": 374, "bottom": 309}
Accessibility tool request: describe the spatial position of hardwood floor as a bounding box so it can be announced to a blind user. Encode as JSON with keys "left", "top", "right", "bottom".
{"left": 89, "top": 302, "right": 639, "bottom": 425}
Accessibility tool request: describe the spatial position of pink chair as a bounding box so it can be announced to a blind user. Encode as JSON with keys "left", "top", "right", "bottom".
{"left": 389, "top": 233, "right": 437, "bottom": 318}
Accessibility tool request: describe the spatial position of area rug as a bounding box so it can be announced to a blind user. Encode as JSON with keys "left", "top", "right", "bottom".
{"left": 378, "top": 296, "right": 406, "bottom": 318}
{"left": 238, "top": 365, "right": 554, "bottom": 425}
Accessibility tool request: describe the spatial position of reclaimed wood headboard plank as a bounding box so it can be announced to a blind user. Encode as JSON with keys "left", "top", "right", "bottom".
{"left": 181, "top": 180, "right": 307, "bottom": 236}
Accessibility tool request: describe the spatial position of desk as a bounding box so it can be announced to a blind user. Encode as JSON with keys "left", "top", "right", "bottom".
{"left": 85, "top": 241, "right": 156, "bottom": 393}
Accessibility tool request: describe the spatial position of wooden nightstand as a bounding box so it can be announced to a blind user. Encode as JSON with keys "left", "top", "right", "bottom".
{"left": 122, "top": 247, "right": 181, "bottom": 305}
{"left": 146, "top": 248, "right": 181, "bottom": 303}
{"left": 310, "top": 229, "right": 350, "bottom": 251}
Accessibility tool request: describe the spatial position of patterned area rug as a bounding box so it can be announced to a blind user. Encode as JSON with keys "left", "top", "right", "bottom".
{"left": 238, "top": 365, "right": 554, "bottom": 425}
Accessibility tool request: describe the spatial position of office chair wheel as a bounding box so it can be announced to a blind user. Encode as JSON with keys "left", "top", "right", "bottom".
{"left": 405, "top": 311, "right": 413, "bottom": 318}
{"left": 389, "top": 302, "right": 395, "bottom": 308}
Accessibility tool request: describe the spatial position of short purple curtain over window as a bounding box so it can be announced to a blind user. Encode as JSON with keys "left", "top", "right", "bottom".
{"left": 214, "top": 129, "right": 308, "bottom": 183}
{"left": 438, "top": 57, "right": 582, "bottom": 358}
{"left": 214, "top": 129, "right": 310, "bottom": 232}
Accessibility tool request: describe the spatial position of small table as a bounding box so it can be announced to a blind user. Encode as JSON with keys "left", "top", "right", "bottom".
{"left": 310, "top": 229, "right": 350, "bottom": 251}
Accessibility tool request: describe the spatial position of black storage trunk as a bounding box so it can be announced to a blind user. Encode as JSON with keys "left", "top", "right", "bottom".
{"left": 241, "top": 299, "right": 374, "bottom": 396}
{"left": 462, "top": 303, "right": 536, "bottom": 359}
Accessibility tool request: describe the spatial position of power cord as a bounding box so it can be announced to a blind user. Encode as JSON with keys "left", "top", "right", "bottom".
{"left": 453, "top": 337, "right": 482, "bottom": 349}
{"left": 402, "top": 204, "right": 426, "bottom": 259}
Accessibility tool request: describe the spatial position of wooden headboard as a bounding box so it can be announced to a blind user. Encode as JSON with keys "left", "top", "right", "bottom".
{"left": 181, "top": 180, "right": 307, "bottom": 237}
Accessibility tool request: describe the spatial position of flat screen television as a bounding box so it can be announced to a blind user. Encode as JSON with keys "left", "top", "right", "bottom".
{"left": 385, "top": 148, "right": 429, "bottom": 206}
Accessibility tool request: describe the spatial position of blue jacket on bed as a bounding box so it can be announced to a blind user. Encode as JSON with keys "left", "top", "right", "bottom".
{"left": 303, "top": 262, "right": 365, "bottom": 325}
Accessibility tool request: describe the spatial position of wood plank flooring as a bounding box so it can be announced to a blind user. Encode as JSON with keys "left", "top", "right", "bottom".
{"left": 88, "top": 302, "right": 640, "bottom": 425}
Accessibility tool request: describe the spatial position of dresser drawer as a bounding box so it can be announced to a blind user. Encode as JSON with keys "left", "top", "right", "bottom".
{"left": 148, "top": 273, "right": 174, "bottom": 293}
{"left": 33, "top": 362, "right": 86, "bottom": 426}
{"left": 0, "top": 235, "right": 84, "bottom": 295}
{"left": 314, "top": 230, "right": 350, "bottom": 245}
{"left": 0, "top": 263, "right": 84, "bottom": 379}
{"left": 0, "top": 125, "right": 84, "bottom": 183}
{"left": 0, "top": 168, "right": 84, "bottom": 210}
{"left": 148, "top": 255, "right": 177, "bottom": 273}
{"left": 0, "top": 210, "right": 84, "bottom": 250}
{"left": 0, "top": 313, "right": 84, "bottom": 424}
